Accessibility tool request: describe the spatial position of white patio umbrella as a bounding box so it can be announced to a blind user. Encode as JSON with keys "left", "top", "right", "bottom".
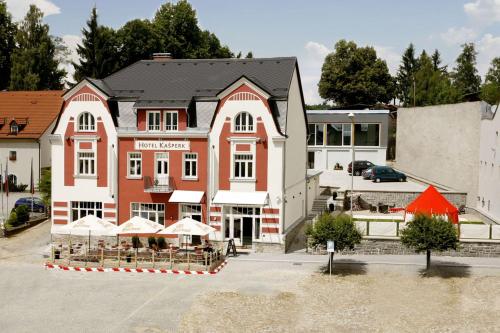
{"left": 115, "top": 215, "right": 164, "bottom": 235}
{"left": 157, "top": 217, "right": 216, "bottom": 252}
{"left": 52, "top": 214, "right": 117, "bottom": 251}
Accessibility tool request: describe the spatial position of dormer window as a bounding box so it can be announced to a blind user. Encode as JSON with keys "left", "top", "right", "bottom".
{"left": 147, "top": 111, "right": 161, "bottom": 131}
{"left": 78, "top": 112, "right": 95, "bottom": 132}
{"left": 234, "top": 112, "right": 254, "bottom": 132}
{"left": 10, "top": 122, "right": 18, "bottom": 135}
{"left": 164, "top": 111, "right": 178, "bottom": 131}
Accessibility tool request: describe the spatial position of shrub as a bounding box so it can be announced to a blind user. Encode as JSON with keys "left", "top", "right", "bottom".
{"left": 7, "top": 211, "right": 18, "bottom": 227}
{"left": 157, "top": 237, "right": 166, "bottom": 249}
{"left": 306, "top": 213, "right": 362, "bottom": 252}
{"left": 38, "top": 168, "right": 51, "bottom": 207}
{"left": 15, "top": 205, "right": 30, "bottom": 224}
{"left": 148, "top": 236, "right": 157, "bottom": 248}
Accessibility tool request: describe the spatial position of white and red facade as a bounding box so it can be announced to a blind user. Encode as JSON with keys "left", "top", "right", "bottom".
{"left": 50, "top": 58, "right": 311, "bottom": 249}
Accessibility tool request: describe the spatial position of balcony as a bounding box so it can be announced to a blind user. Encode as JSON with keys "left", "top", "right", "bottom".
{"left": 144, "top": 176, "right": 175, "bottom": 193}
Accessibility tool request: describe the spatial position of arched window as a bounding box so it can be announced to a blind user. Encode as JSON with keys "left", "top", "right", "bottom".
{"left": 78, "top": 112, "right": 95, "bottom": 131}
{"left": 234, "top": 112, "right": 254, "bottom": 132}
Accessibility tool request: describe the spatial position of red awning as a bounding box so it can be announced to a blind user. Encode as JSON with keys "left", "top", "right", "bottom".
{"left": 405, "top": 185, "right": 459, "bottom": 224}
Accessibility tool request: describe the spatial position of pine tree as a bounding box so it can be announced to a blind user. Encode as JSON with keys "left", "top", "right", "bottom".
{"left": 396, "top": 43, "right": 418, "bottom": 106}
{"left": 73, "top": 7, "right": 119, "bottom": 82}
{"left": 452, "top": 43, "right": 481, "bottom": 100}
{"left": 9, "top": 5, "right": 66, "bottom": 90}
{"left": 0, "top": 0, "right": 16, "bottom": 90}
{"left": 431, "top": 49, "right": 443, "bottom": 71}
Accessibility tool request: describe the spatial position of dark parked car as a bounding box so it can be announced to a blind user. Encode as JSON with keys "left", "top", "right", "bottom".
{"left": 14, "top": 197, "right": 46, "bottom": 213}
{"left": 370, "top": 166, "right": 407, "bottom": 183}
{"left": 348, "top": 160, "right": 374, "bottom": 176}
{"left": 362, "top": 167, "right": 373, "bottom": 179}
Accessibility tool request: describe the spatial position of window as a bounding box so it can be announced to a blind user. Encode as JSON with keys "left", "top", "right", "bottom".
{"left": 131, "top": 203, "right": 165, "bottom": 225}
{"left": 183, "top": 153, "right": 197, "bottom": 178}
{"left": 308, "top": 124, "right": 324, "bottom": 146}
{"left": 234, "top": 112, "right": 254, "bottom": 132}
{"left": 234, "top": 153, "right": 253, "bottom": 179}
{"left": 147, "top": 111, "right": 161, "bottom": 131}
{"left": 9, "top": 151, "right": 16, "bottom": 161}
{"left": 77, "top": 152, "right": 95, "bottom": 175}
{"left": 78, "top": 112, "right": 95, "bottom": 131}
{"left": 342, "top": 124, "right": 351, "bottom": 146}
{"left": 164, "top": 111, "right": 178, "bottom": 131}
{"left": 128, "top": 152, "right": 142, "bottom": 177}
{"left": 326, "top": 124, "right": 343, "bottom": 146}
{"left": 71, "top": 201, "right": 102, "bottom": 221}
{"left": 10, "top": 122, "right": 18, "bottom": 135}
{"left": 354, "top": 123, "right": 380, "bottom": 146}
{"left": 8, "top": 174, "right": 17, "bottom": 186}
{"left": 307, "top": 151, "right": 315, "bottom": 169}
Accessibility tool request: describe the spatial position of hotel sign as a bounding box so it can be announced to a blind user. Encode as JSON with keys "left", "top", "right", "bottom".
{"left": 134, "top": 140, "right": 190, "bottom": 151}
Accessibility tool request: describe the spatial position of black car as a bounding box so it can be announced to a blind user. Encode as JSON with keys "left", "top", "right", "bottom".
{"left": 370, "top": 166, "right": 407, "bottom": 182}
{"left": 348, "top": 160, "right": 374, "bottom": 176}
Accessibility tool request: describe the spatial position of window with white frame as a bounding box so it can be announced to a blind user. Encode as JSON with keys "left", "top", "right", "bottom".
{"left": 147, "top": 111, "right": 161, "bottom": 131}
{"left": 164, "top": 111, "right": 178, "bottom": 131}
{"left": 71, "top": 201, "right": 102, "bottom": 221}
{"left": 77, "top": 151, "right": 95, "bottom": 175}
{"left": 128, "top": 152, "right": 142, "bottom": 177}
{"left": 307, "top": 124, "right": 324, "bottom": 146}
{"left": 234, "top": 153, "right": 254, "bottom": 179}
{"left": 183, "top": 153, "right": 197, "bottom": 178}
{"left": 234, "top": 112, "right": 254, "bottom": 132}
{"left": 78, "top": 112, "right": 95, "bottom": 131}
{"left": 131, "top": 203, "right": 165, "bottom": 225}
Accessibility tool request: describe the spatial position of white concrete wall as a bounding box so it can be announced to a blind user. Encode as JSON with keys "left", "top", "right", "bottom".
{"left": 0, "top": 139, "right": 40, "bottom": 186}
{"left": 40, "top": 119, "right": 57, "bottom": 169}
{"left": 283, "top": 68, "right": 307, "bottom": 230}
{"left": 310, "top": 147, "right": 386, "bottom": 171}
{"left": 395, "top": 102, "right": 482, "bottom": 207}
{"left": 477, "top": 108, "right": 500, "bottom": 223}
{"left": 306, "top": 174, "right": 320, "bottom": 213}
{"left": 51, "top": 93, "right": 117, "bottom": 224}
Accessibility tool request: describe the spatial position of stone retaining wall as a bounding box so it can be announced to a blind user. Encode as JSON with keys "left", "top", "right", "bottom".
{"left": 310, "top": 239, "right": 500, "bottom": 257}
{"left": 349, "top": 190, "right": 467, "bottom": 208}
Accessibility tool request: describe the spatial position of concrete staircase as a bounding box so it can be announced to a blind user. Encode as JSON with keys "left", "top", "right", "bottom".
{"left": 308, "top": 195, "right": 330, "bottom": 220}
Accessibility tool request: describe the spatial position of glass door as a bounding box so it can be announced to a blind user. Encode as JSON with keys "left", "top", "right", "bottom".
{"left": 155, "top": 153, "right": 169, "bottom": 186}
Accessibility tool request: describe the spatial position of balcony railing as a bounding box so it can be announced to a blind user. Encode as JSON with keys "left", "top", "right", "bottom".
{"left": 144, "top": 175, "right": 175, "bottom": 193}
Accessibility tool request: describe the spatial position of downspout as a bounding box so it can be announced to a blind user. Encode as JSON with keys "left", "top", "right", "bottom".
{"left": 281, "top": 134, "right": 286, "bottom": 238}
{"left": 38, "top": 139, "right": 41, "bottom": 190}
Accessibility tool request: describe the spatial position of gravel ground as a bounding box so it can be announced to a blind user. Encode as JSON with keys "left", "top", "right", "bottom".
{"left": 179, "top": 264, "right": 500, "bottom": 333}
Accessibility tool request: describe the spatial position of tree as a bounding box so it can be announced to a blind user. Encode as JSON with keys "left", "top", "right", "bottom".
{"left": 413, "top": 51, "right": 458, "bottom": 106}
{"left": 116, "top": 19, "right": 161, "bottom": 68}
{"left": 481, "top": 57, "right": 500, "bottom": 105}
{"left": 452, "top": 43, "right": 481, "bottom": 100}
{"left": 431, "top": 49, "right": 443, "bottom": 71}
{"left": 153, "top": 1, "right": 232, "bottom": 59}
{"left": 38, "top": 168, "right": 51, "bottom": 207}
{"left": 9, "top": 5, "right": 66, "bottom": 90}
{"left": 396, "top": 43, "right": 418, "bottom": 106}
{"left": 400, "top": 214, "right": 459, "bottom": 270}
{"left": 73, "top": 7, "right": 120, "bottom": 82}
{"left": 306, "top": 213, "right": 362, "bottom": 252}
{"left": 245, "top": 51, "right": 253, "bottom": 59}
{"left": 305, "top": 102, "right": 332, "bottom": 110}
{"left": 318, "top": 40, "right": 395, "bottom": 106}
{"left": 0, "top": 0, "right": 16, "bottom": 90}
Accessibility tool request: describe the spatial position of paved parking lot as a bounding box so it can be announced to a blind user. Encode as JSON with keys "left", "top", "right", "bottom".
{"left": 2, "top": 220, "right": 500, "bottom": 332}
{"left": 319, "top": 170, "right": 430, "bottom": 192}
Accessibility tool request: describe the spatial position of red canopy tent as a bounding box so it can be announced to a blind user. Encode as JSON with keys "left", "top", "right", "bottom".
{"left": 405, "top": 185, "right": 459, "bottom": 224}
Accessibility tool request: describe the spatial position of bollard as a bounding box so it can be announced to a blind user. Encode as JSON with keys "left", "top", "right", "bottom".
{"left": 187, "top": 252, "right": 190, "bottom": 270}
{"left": 169, "top": 248, "right": 173, "bottom": 269}
{"left": 204, "top": 252, "right": 208, "bottom": 271}
{"left": 152, "top": 250, "right": 155, "bottom": 269}
{"left": 135, "top": 249, "right": 138, "bottom": 268}
{"left": 117, "top": 248, "right": 121, "bottom": 267}
{"left": 101, "top": 248, "right": 104, "bottom": 267}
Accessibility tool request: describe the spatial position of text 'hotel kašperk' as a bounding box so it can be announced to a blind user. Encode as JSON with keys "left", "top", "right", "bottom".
{"left": 50, "top": 56, "right": 311, "bottom": 249}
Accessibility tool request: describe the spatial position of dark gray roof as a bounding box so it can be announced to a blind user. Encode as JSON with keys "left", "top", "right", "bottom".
{"left": 102, "top": 57, "right": 297, "bottom": 102}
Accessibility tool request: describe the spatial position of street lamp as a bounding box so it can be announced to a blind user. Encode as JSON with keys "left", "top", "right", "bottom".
{"left": 348, "top": 112, "right": 355, "bottom": 217}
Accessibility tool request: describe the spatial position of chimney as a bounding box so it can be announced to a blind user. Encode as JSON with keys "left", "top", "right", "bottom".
{"left": 152, "top": 53, "right": 173, "bottom": 61}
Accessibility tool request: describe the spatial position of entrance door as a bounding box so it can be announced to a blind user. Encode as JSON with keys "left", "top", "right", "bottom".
{"left": 233, "top": 217, "right": 242, "bottom": 242}
{"left": 155, "top": 153, "right": 169, "bottom": 186}
{"left": 242, "top": 217, "right": 253, "bottom": 246}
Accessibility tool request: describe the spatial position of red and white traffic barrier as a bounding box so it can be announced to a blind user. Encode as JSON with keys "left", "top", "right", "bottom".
{"left": 44, "top": 260, "right": 228, "bottom": 275}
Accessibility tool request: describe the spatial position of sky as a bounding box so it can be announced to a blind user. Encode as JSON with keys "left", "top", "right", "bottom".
{"left": 5, "top": 0, "right": 500, "bottom": 104}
